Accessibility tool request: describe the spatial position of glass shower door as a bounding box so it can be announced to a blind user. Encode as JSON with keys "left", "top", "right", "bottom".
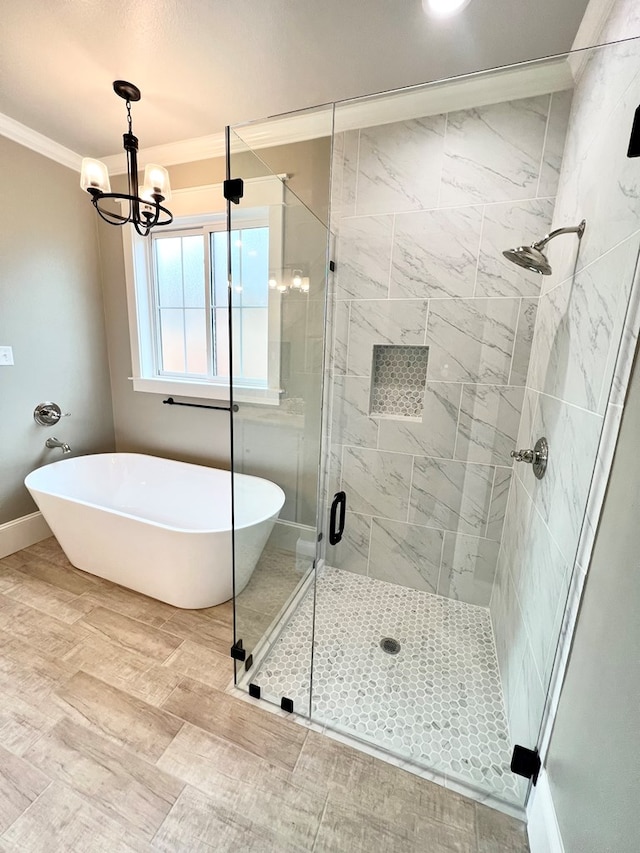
{"left": 226, "top": 121, "right": 332, "bottom": 715}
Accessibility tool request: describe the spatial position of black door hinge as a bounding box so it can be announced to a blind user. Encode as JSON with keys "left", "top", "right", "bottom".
{"left": 510, "top": 745, "right": 541, "bottom": 785}
{"left": 230, "top": 639, "right": 246, "bottom": 662}
{"left": 223, "top": 178, "right": 244, "bottom": 204}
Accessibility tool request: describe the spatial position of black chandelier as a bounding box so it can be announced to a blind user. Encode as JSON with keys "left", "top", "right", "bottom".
{"left": 80, "top": 81, "right": 173, "bottom": 237}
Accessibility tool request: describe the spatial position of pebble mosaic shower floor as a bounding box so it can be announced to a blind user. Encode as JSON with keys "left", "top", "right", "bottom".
{"left": 252, "top": 567, "right": 524, "bottom": 804}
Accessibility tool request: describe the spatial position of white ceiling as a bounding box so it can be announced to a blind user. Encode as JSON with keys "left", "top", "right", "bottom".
{"left": 0, "top": 0, "right": 591, "bottom": 158}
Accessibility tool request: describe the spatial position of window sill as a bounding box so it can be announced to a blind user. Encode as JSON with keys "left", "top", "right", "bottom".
{"left": 130, "top": 377, "right": 281, "bottom": 406}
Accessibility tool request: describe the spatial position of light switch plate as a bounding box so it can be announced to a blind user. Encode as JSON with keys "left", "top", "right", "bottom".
{"left": 0, "top": 346, "right": 14, "bottom": 366}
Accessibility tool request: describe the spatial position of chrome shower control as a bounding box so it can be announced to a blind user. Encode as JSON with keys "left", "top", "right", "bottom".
{"left": 33, "top": 402, "right": 71, "bottom": 426}
{"left": 510, "top": 436, "right": 548, "bottom": 480}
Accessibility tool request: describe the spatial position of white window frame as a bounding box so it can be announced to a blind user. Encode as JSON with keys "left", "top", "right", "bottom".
{"left": 122, "top": 176, "right": 285, "bottom": 405}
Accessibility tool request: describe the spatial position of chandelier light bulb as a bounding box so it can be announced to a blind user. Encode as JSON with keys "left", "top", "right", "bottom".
{"left": 80, "top": 158, "right": 111, "bottom": 194}
{"left": 422, "top": 0, "right": 471, "bottom": 17}
{"left": 143, "top": 164, "right": 171, "bottom": 200}
{"left": 292, "top": 270, "right": 303, "bottom": 288}
{"left": 268, "top": 277, "right": 277, "bottom": 289}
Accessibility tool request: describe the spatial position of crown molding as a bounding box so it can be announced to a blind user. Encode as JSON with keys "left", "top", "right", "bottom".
{"left": 103, "top": 56, "right": 573, "bottom": 174}
{"left": 0, "top": 112, "right": 82, "bottom": 171}
{"left": 571, "top": 0, "right": 616, "bottom": 50}
{"left": 2, "top": 55, "right": 573, "bottom": 176}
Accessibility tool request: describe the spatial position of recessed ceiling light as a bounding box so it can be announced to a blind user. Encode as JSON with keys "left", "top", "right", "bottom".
{"left": 423, "top": 0, "right": 472, "bottom": 18}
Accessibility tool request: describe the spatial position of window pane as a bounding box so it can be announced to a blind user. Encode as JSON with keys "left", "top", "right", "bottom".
{"left": 214, "top": 308, "right": 243, "bottom": 378}
{"left": 230, "top": 236, "right": 242, "bottom": 306}
{"left": 212, "top": 231, "right": 228, "bottom": 306}
{"left": 184, "top": 309, "right": 208, "bottom": 375}
{"left": 155, "top": 238, "right": 183, "bottom": 307}
{"left": 159, "top": 308, "right": 185, "bottom": 372}
{"left": 241, "top": 308, "right": 268, "bottom": 381}
{"left": 214, "top": 308, "right": 229, "bottom": 377}
{"left": 240, "top": 228, "right": 269, "bottom": 307}
{"left": 182, "top": 236, "right": 205, "bottom": 308}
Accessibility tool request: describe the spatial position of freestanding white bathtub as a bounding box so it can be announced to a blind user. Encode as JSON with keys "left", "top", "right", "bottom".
{"left": 25, "top": 453, "right": 285, "bottom": 609}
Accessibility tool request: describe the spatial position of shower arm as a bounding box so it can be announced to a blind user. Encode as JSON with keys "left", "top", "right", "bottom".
{"left": 533, "top": 219, "right": 586, "bottom": 250}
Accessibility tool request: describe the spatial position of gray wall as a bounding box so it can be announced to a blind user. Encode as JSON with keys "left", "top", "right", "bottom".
{"left": 0, "top": 136, "right": 115, "bottom": 525}
{"left": 545, "top": 349, "right": 640, "bottom": 853}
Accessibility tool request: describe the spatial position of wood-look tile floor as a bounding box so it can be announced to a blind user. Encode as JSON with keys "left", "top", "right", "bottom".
{"left": 0, "top": 537, "right": 530, "bottom": 852}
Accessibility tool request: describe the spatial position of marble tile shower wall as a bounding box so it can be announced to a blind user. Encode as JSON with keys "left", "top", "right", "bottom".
{"left": 327, "top": 91, "right": 572, "bottom": 607}
{"left": 490, "top": 24, "right": 640, "bottom": 753}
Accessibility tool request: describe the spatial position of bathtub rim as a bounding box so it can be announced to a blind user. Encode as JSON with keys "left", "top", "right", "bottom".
{"left": 25, "top": 452, "right": 285, "bottom": 536}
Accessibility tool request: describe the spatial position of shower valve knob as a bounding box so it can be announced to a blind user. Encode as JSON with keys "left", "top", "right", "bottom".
{"left": 510, "top": 448, "right": 535, "bottom": 463}
{"left": 510, "top": 437, "right": 549, "bottom": 480}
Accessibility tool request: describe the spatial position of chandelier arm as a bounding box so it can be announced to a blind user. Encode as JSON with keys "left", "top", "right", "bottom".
{"left": 92, "top": 197, "right": 131, "bottom": 226}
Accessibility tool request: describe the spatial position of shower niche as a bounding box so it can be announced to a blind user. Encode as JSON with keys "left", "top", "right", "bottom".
{"left": 369, "top": 345, "right": 429, "bottom": 419}
{"left": 227, "top": 34, "right": 640, "bottom": 818}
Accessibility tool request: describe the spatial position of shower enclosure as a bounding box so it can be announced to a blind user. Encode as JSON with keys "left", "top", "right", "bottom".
{"left": 226, "top": 35, "right": 640, "bottom": 813}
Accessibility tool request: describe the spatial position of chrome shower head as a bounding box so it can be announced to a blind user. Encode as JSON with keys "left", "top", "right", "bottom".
{"left": 503, "top": 245, "right": 553, "bottom": 275}
{"left": 503, "top": 219, "right": 586, "bottom": 276}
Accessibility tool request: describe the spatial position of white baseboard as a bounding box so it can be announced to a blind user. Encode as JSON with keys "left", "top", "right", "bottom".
{"left": 527, "top": 770, "right": 565, "bottom": 853}
{"left": 0, "top": 511, "right": 52, "bottom": 559}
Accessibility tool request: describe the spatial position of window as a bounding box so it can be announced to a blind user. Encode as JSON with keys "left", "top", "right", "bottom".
{"left": 123, "top": 177, "right": 284, "bottom": 404}
{"left": 152, "top": 225, "right": 270, "bottom": 383}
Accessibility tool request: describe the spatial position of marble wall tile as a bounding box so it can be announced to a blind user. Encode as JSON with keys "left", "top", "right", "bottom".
{"left": 347, "top": 299, "right": 428, "bottom": 377}
{"left": 537, "top": 90, "right": 573, "bottom": 199}
{"left": 368, "top": 519, "right": 443, "bottom": 593}
{"left": 455, "top": 385, "right": 524, "bottom": 466}
{"left": 330, "top": 511, "right": 371, "bottom": 575}
{"left": 342, "top": 446, "right": 413, "bottom": 521}
{"left": 560, "top": 75, "right": 640, "bottom": 274}
{"left": 356, "top": 116, "right": 446, "bottom": 215}
{"left": 331, "top": 129, "right": 359, "bottom": 222}
{"left": 509, "top": 299, "right": 538, "bottom": 387}
{"left": 377, "top": 382, "right": 462, "bottom": 458}
{"left": 336, "top": 215, "right": 393, "bottom": 300}
{"left": 507, "top": 640, "right": 545, "bottom": 751}
{"left": 389, "top": 207, "right": 482, "bottom": 299}
{"left": 486, "top": 468, "right": 512, "bottom": 542}
{"left": 533, "top": 240, "right": 639, "bottom": 412}
{"left": 331, "top": 376, "right": 378, "bottom": 448}
{"left": 498, "top": 473, "right": 533, "bottom": 597}
{"left": 409, "top": 457, "right": 494, "bottom": 535}
{"left": 438, "top": 533, "right": 499, "bottom": 606}
{"left": 331, "top": 301, "right": 350, "bottom": 375}
{"left": 489, "top": 551, "right": 528, "bottom": 718}
{"left": 427, "top": 298, "right": 520, "bottom": 384}
{"left": 475, "top": 199, "right": 554, "bottom": 298}
{"left": 515, "top": 508, "right": 571, "bottom": 691}
{"left": 440, "top": 96, "right": 550, "bottom": 207}
{"left": 600, "top": 251, "right": 640, "bottom": 410}
{"left": 531, "top": 393, "right": 603, "bottom": 566}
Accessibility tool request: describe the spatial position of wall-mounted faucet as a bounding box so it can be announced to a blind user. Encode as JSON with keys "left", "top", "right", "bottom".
{"left": 45, "top": 437, "right": 71, "bottom": 454}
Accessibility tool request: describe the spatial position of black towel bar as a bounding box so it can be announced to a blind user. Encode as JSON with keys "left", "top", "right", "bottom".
{"left": 162, "top": 397, "right": 238, "bottom": 412}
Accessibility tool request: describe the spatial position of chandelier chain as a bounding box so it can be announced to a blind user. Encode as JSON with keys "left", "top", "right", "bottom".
{"left": 126, "top": 100, "right": 133, "bottom": 134}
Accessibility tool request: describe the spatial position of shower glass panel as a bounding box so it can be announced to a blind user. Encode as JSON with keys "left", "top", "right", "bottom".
{"left": 227, "top": 119, "right": 332, "bottom": 714}
{"left": 228, "top": 34, "right": 640, "bottom": 811}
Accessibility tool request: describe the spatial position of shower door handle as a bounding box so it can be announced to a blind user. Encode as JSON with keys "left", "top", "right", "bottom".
{"left": 329, "top": 491, "right": 346, "bottom": 545}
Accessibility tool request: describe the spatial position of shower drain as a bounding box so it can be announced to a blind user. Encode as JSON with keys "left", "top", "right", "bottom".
{"left": 380, "top": 637, "right": 401, "bottom": 655}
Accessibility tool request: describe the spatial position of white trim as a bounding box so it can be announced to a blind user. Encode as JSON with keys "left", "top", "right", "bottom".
{"left": 571, "top": 0, "right": 617, "bottom": 50}
{"left": 101, "top": 58, "right": 572, "bottom": 173}
{"left": 0, "top": 511, "right": 52, "bottom": 559}
{"left": 0, "top": 111, "right": 82, "bottom": 171}
{"left": 527, "top": 770, "right": 565, "bottom": 853}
